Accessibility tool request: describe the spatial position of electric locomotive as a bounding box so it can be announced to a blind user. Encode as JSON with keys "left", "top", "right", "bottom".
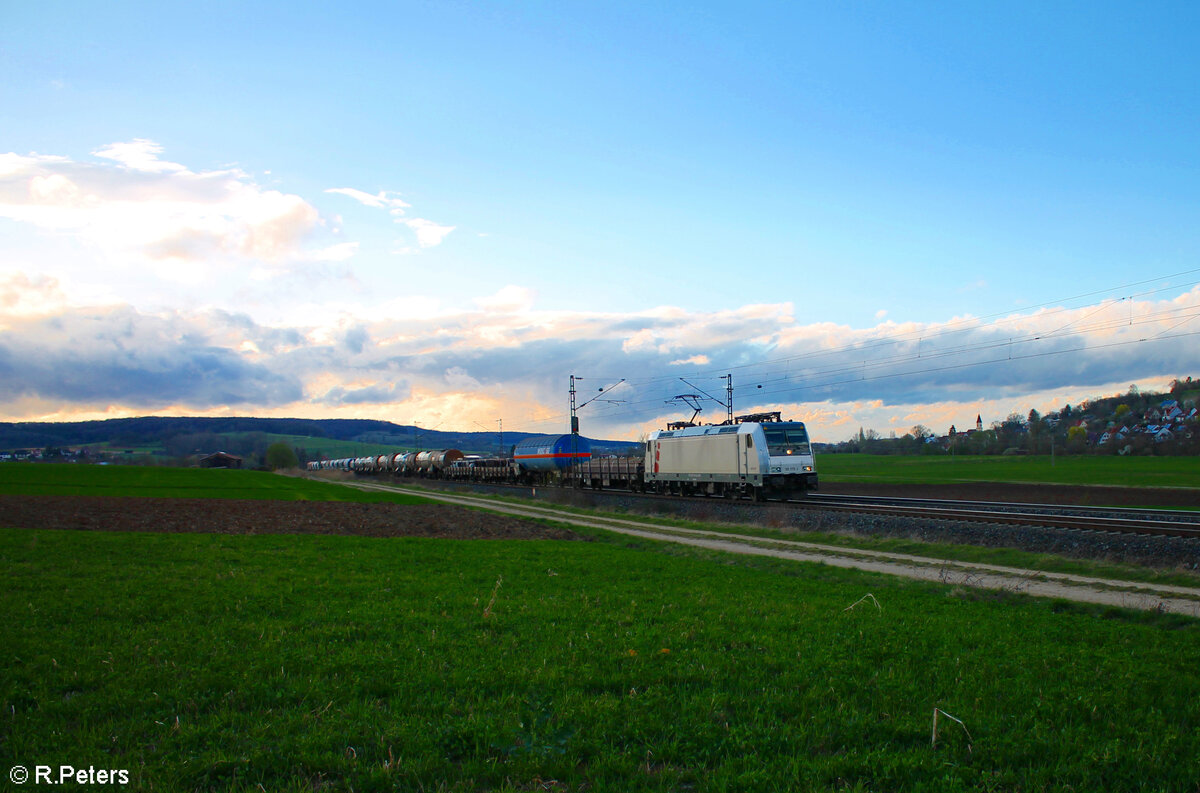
{"left": 644, "top": 412, "right": 816, "bottom": 500}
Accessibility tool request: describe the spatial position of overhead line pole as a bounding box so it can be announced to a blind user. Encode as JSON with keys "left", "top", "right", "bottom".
{"left": 569, "top": 375, "right": 579, "bottom": 435}
{"left": 570, "top": 374, "right": 578, "bottom": 464}
{"left": 726, "top": 374, "right": 733, "bottom": 424}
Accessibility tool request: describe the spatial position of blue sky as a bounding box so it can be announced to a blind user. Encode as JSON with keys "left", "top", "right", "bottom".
{"left": 3, "top": 2, "right": 1199, "bottom": 440}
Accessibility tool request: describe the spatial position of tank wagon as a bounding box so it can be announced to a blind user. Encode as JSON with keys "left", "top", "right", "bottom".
{"left": 415, "top": 449, "right": 465, "bottom": 474}
{"left": 312, "top": 449, "right": 462, "bottom": 476}
{"left": 511, "top": 434, "right": 591, "bottom": 472}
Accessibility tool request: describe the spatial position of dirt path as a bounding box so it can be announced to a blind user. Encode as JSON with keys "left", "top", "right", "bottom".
{"left": 352, "top": 481, "right": 1200, "bottom": 616}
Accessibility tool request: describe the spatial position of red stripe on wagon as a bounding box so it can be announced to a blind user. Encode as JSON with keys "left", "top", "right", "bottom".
{"left": 512, "top": 453, "right": 592, "bottom": 459}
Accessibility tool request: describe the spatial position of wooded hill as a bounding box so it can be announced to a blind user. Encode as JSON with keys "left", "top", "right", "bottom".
{"left": 0, "top": 416, "right": 639, "bottom": 458}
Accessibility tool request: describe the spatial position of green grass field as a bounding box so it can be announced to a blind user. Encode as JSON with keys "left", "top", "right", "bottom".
{"left": 3, "top": 465, "right": 1199, "bottom": 791}
{"left": 818, "top": 453, "right": 1200, "bottom": 489}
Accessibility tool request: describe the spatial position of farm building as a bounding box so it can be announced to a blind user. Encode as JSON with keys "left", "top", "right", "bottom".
{"left": 198, "top": 451, "right": 243, "bottom": 469}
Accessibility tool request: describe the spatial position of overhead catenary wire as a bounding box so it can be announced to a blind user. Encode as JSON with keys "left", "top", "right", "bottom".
{"left": 493, "top": 271, "right": 1200, "bottom": 435}
{"left": 587, "top": 271, "right": 1200, "bottom": 389}
{"left": 555, "top": 327, "right": 1200, "bottom": 434}
{"left": 573, "top": 314, "right": 1200, "bottom": 429}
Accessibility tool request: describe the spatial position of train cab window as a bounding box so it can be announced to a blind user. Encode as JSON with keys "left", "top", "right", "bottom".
{"left": 744, "top": 435, "right": 752, "bottom": 448}
{"left": 763, "top": 425, "right": 811, "bottom": 456}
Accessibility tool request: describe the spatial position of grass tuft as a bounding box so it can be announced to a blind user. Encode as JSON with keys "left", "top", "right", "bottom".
{"left": 482, "top": 574, "right": 504, "bottom": 618}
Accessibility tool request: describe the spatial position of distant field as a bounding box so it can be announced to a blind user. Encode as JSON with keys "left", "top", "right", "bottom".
{"left": 76, "top": 443, "right": 163, "bottom": 456}
{"left": 818, "top": 453, "right": 1200, "bottom": 489}
{"left": 244, "top": 432, "right": 506, "bottom": 458}
{"left": 246, "top": 432, "right": 408, "bottom": 459}
{"left": 0, "top": 462, "right": 427, "bottom": 503}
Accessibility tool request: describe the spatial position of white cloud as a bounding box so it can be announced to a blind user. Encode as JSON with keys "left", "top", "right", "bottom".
{"left": 474, "top": 285, "right": 536, "bottom": 313}
{"left": 443, "top": 366, "right": 483, "bottom": 391}
{"left": 400, "top": 217, "right": 456, "bottom": 248}
{"left": 621, "top": 328, "right": 659, "bottom": 354}
{"left": 0, "top": 271, "right": 69, "bottom": 320}
{"left": 0, "top": 142, "right": 333, "bottom": 272}
{"left": 92, "top": 139, "right": 187, "bottom": 173}
{"left": 326, "top": 187, "right": 411, "bottom": 214}
{"left": 28, "top": 172, "right": 85, "bottom": 205}
{"left": 620, "top": 303, "right": 793, "bottom": 356}
{"left": 327, "top": 185, "right": 456, "bottom": 249}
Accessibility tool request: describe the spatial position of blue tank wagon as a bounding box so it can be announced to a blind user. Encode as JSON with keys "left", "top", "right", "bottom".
{"left": 512, "top": 434, "right": 592, "bottom": 474}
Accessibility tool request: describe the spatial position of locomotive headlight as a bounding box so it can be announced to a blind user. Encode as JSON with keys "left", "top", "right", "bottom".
{"left": 804, "top": 465, "right": 813, "bottom": 472}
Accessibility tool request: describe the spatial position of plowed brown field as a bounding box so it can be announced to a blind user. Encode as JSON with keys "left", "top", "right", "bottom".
{"left": 0, "top": 495, "right": 583, "bottom": 540}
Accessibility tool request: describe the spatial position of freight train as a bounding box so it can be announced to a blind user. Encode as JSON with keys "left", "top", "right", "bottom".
{"left": 308, "top": 412, "right": 817, "bottom": 500}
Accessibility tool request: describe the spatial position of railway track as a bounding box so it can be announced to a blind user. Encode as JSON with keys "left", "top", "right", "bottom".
{"left": 797, "top": 494, "right": 1200, "bottom": 538}
{"left": 385, "top": 477, "right": 1200, "bottom": 539}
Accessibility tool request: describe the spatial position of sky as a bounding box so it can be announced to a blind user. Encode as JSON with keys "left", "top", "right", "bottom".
{"left": 2, "top": 1, "right": 1199, "bottom": 443}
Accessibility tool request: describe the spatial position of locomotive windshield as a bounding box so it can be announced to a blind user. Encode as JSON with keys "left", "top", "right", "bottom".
{"left": 762, "top": 424, "right": 811, "bottom": 456}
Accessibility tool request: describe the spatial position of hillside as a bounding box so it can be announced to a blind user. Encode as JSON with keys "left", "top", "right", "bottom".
{"left": 824, "top": 378, "right": 1199, "bottom": 456}
{"left": 0, "top": 416, "right": 639, "bottom": 463}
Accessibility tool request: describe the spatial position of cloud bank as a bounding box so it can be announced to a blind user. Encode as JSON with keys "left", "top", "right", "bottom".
{"left": 2, "top": 283, "right": 1196, "bottom": 441}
